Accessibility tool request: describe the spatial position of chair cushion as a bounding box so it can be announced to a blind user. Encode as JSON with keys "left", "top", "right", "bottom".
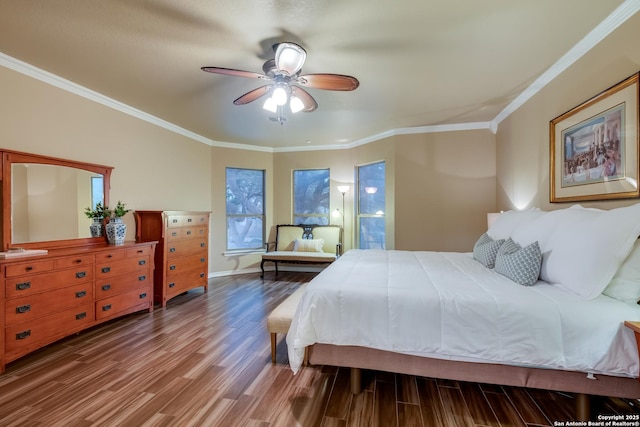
{"left": 262, "top": 251, "right": 337, "bottom": 263}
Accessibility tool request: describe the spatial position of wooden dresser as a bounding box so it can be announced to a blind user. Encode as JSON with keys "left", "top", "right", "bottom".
{"left": 134, "top": 211, "right": 210, "bottom": 307}
{"left": 1, "top": 241, "right": 155, "bottom": 373}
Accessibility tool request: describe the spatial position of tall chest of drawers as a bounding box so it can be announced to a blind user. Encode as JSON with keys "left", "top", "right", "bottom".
{"left": 134, "top": 211, "right": 210, "bottom": 307}
{"left": 0, "top": 241, "right": 156, "bottom": 373}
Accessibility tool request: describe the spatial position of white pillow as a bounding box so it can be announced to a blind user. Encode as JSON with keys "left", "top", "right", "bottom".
{"left": 293, "top": 238, "right": 324, "bottom": 252}
{"left": 541, "top": 203, "right": 640, "bottom": 299}
{"left": 487, "top": 208, "right": 546, "bottom": 240}
{"left": 603, "top": 239, "right": 640, "bottom": 303}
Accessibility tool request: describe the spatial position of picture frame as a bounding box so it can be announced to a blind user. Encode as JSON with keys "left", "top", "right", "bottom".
{"left": 550, "top": 72, "right": 639, "bottom": 203}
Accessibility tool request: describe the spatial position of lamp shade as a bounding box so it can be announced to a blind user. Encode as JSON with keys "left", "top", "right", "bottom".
{"left": 275, "top": 43, "right": 307, "bottom": 76}
{"left": 337, "top": 185, "right": 350, "bottom": 194}
{"left": 272, "top": 86, "right": 288, "bottom": 106}
{"left": 263, "top": 97, "right": 277, "bottom": 113}
{"left": 290, "top": 96, "right": 304, "bottom": 113}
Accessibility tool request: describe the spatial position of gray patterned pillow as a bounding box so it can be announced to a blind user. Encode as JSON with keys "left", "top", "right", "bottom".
{"left": 494, "top": 238, "right": 542, "bottom": 286}
{"left": 473, "top": 233, "right": 505, "bottom": 268}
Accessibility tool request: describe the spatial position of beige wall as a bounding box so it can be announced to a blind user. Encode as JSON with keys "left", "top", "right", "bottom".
{"left": 394, "top": 131, "right": 496, "bottom": 252}
{"left": 496, "top": 12, "right": 640, "bottom": 212}
{"left": 0, "top": 65, "right": 211, "bottom": 256}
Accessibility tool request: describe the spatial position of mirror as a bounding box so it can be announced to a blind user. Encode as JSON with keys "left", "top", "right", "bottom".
{"left": 2, "top": 150, "right": 113, "bottom": 251}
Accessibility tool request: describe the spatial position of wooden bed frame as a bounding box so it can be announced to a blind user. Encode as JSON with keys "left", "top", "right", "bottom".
{"left": 307, "top": 343, "right": 640, "bottom": 420}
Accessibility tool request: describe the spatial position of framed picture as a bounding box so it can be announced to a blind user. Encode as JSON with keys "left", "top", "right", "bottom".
{"left": 550, "top": 72, "right": 639, "bottom": 202}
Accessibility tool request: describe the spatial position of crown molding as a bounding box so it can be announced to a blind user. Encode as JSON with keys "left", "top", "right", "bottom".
{"left": 1, "top": 0, "right": 637, "bottom": 153}
{"left": 491, "top": 0, "right": 640, "bottom": 130}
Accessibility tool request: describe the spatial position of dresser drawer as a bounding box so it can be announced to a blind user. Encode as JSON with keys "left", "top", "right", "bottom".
{"left": 166, "top": 254, "right": 207, "bottom": 277}
{"left": 5, "top": 259, "right": 55, "bottom": 278}
{"left": 127, "top": 245, "right": 153, "bottom": 258}
{"left": 95, "top": 287, "right": 151, "bottom": 321}
{"left": 94, "top": 249, "right": 126, "bottom": 263}
{"left": 166, "top": 270, "right": 207, "bottom": 298}
{"left": 5, "top": 266, "right": 93, "bottom": 299}
{"left": 5, "top": 303, "right": 94, "bottom": 353}
{"left": 166, "top": 226, "right": 208, "bottom": 242}
{"left": 166, "top": 214, "right": 209, "bottom": 228}
{"left": 95, "top": 272, "right": 151, "bottom": 299}
{"left": 167, "top": 239, "right": 207, "bottom": 259}
{"left": 5, "top": 283, "right": 93, "bottom": 325}
{"left": 54, "top": 255, "right": 94, "bottom": 270}
{"left": 96, "top": 256, "right": 150, "bottom": 278}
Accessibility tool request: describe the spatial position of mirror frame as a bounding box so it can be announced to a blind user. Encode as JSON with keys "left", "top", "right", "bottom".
{"left": 1, "top": 149, "right": 113, "bottom": 251}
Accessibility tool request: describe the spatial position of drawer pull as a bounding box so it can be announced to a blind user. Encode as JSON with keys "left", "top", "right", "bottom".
{"left": 138, "top": 275, "right": 146, "bottom": 281}
{"left": 75, "top": 259, "right": 83, "bottom": 264}
{"left": 16, "top": 304, "right": 31, "bottom": 314}
{"left": 138, "top": 260, "right": 146, "bottom": 265}
{"left": 172, "top": 232, "right": 177, "bottom": 237}
{"left": 76, "top": 290, "right": 87, "bottom": 298}
{"left": 102, "top": 304, "right": 112, "bottom": 312}
{"left": 107, "top": 254, "right": 113, "bottom": 258}
{"left": 172, "top": 219, "right": 178, "bottom": 223}
{"left": 200, "top": 258, "right": 205, "bottom": 263}
{"left": 137, "top": 249, "right": 144, "bottom": 253}
{"left": 16, "top": 281, "right": 31, "bottom": 291}
{"left": 200, "top": 273, "right": 205, "bottom": 278}
{"left": 200, "top": 242, "right": 206, "bottom": 248}
{"left": 169, "top": 282, "right": 175, "bottom": 288}
{"left": 169, "top": 265, "right": 176, "bottom": 270}
{"left": 76, "top": 312, "right": 87, "bottom": 320}
{"left": 16, "top": 330, "right": 31, "bottom": 340}
{"left": 187, "top": 218, "right": 193, "bottom": 222}
{"left": 101, "top": 267, "right": 111, "bottom": 273}
{"left": 76, "top": 271, "right": 87, "bottom": 279}
{"left": 26, "top": 266, "right": 34, "bottom": 272}
{"left": 139, "top": 292, "right": 147, "bottom": 299}
{"left": 169, "top": 247, "right": 176, "bottom": 253}
{"left": 186, "top": 231, "right": 192, "bottom": 235}
{"left": 102, "top": 284, "right": 111, "bottom": 291}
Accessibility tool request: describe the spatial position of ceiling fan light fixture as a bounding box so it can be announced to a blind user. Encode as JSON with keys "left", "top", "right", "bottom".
{"left": 263, "top": 97, "right": 277, "bottom": 113}
{"left": 290, "top": 96, "right": 304, "bottom": 113}
{"left": 275, "top": 42, "right": 307, "bottom": 75}
{"left": 272, "top": 86, "right": 288, "bottom": 106}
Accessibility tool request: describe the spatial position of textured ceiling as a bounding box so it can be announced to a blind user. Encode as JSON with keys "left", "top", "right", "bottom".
{"left": 0, "top": 0, "right": 632, "bottom": 150}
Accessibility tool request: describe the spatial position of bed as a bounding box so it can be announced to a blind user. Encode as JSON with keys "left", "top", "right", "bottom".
{"left": 286, "top": 204, "right": 640, "bottom": 419}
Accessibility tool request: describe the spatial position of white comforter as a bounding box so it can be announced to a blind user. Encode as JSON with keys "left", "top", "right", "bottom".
{"left": 287, "top": 249, "right": 640, "bottom": 377}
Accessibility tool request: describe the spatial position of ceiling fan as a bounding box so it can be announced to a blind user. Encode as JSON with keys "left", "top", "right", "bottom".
{"left": 201, "top": 42, "right": 359, "bottom": 119}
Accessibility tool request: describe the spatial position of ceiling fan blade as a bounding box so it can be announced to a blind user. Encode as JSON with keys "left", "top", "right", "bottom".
{"left": 275, "top": 42, "right": 306, "bottom": 76}
{"left": 233, "top": 85, "right": 271, "bottom": 105}
{"left": 291, "top": 86, "right": 318, "bottom": 112}
{"left": 296, "top": 74, "right": 359, "bottom": 91}
{"left": 201, "top": 66, "right": 269, "bottom": 80}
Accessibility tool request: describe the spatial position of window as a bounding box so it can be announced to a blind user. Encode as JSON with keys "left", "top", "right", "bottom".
{"left": 357, "top": 161, "right": 385, "bottom": 249}
{"left": 226, "top": 167, "right": 265, "bottom": 251}
{"left": 293, "top": 169, "right": 330, "bottom": 225}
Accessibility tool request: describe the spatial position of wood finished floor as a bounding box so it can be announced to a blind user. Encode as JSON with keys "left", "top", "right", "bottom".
{"left": 0, "top": 272, "right": 639, "bottom": 426}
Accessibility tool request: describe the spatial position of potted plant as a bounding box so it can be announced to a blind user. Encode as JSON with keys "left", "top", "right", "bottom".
{"left": 84, "top": 202, "right": 108, "bottom": 237}
{"left": 105, "top": 200, "right": 130, "bottom": 245}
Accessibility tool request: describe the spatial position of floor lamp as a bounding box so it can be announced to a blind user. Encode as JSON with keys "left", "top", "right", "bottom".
{"left": 334, "top": 185, "right": 350, "bottom": 247}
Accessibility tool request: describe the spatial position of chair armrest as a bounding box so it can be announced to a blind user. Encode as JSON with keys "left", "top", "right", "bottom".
{"left": 265, "top": 241, "right": 276, "bottom": 252}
